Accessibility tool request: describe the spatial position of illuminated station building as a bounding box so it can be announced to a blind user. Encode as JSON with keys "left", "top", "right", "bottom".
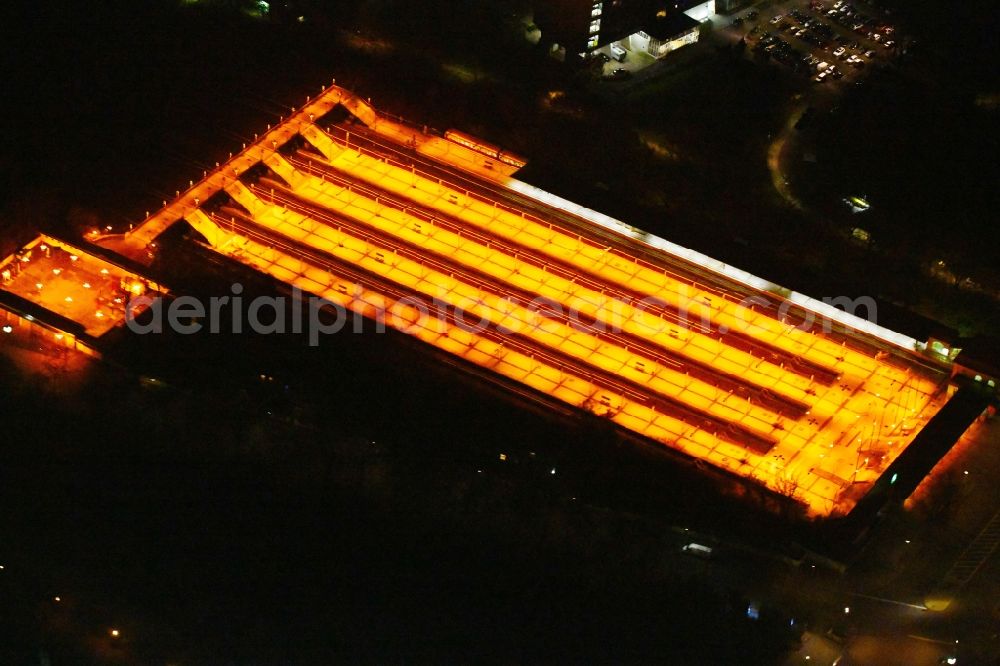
{"left": 0, "top": 235, "right": 163, "bottom": 358}
{"left": 3, "top": 84, "right": 994, "bottom": 523}
{"left": 533, "top": 0, "right": 709, "bottom": 61}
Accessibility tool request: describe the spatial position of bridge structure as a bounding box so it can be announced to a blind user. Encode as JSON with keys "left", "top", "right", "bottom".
{"left": 117, "top": 82, "right": 954, "bottom": 517}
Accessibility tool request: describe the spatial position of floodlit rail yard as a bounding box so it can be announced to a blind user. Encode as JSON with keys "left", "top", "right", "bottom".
{"left": 115, "top": 84, "right": 952, "bottom": 517}
{"left": 5, "top": 1, "right": 1000, "bottom": 660}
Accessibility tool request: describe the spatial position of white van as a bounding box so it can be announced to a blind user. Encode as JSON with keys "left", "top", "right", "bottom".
{"left": 682, "top": 543, "right": 714, "bottom": 558}
{"left": 609, "top": 43, "right": 627, "bottom": 62}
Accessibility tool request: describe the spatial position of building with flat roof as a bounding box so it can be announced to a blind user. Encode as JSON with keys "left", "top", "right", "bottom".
{"left": 0, "top": 234, "right": 164, "bottom": 357}
{"left": 626, "top": 12, "right": 700, "bottom": 58}
{"left": 535, "top": 0, "right": 709, "bottom": 59}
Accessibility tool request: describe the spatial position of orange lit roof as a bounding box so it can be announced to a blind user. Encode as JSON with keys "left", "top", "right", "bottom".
{"left": 126, "top": 87, "right": 950, "bottom": 516}
{"left": 0, "top": 235, "right": 157, "bottom": 337}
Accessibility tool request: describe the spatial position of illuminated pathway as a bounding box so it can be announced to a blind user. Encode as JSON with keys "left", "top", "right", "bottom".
{"left": 124, "top": 86, "right": 950, "bottom": 516}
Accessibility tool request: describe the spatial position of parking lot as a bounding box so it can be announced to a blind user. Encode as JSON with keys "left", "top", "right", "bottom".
{"left": 729, "top": 0, "right": 904, "bottom": 87}
{"left": 587, "top": 43, "right": 659, "bottom": 82}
